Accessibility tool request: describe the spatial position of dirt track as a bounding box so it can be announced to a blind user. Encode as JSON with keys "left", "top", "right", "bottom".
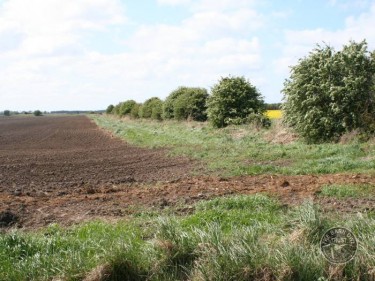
{"left": 0, "top": 115, "right": 374, "bottom": 228}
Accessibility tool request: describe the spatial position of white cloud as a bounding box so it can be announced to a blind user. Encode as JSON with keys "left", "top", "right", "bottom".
{"left": 0, "top": 0, "right": 126, "bottom": 56}
{"left": 329, "top": 0, "right": 370, "bottom": 9}
{"left": 157, "top": 0, "right": 191, "bottom": 5}
{"left": 0, "top": 0, "right": 266, "bottom": 110}
{"left": 119, "top": 0, "right": 264, "bottom": 99}
{"left": 274, "top": 2, "right": 375, "bottom": 77}
{"left": 191, "top": 0, "right": 257, "bottom": 11}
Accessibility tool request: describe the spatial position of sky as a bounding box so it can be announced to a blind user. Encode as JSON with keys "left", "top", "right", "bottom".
{"left": 1, "top": 0, "right": 375, "bottom": 111}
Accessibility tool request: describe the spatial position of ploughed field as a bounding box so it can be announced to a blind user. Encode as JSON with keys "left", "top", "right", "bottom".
{"left": 1, "top": 115, "right": 374, "bottom": 228}
{"left": 0, "top": 116, "right": 193, "bottom": 227}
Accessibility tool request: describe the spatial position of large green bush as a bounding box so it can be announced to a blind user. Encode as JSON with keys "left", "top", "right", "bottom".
{"left": 140, "top": 97, "right": 163, "bottom": 120}
{"left": 207, "top": 76, "right": 266, "bottom": 128}
{"left": 282, "top": 40, "right": 375, "bottom": 143}
{"left": 3, "top": 110, "right": 10, "bottom": 116}
{"left": 164, "top": 87, "right": 208, "bottom": 121}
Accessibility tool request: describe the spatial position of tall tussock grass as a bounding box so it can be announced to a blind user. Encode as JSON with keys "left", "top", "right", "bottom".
{"left": 1, "top": 196, "right": 374, "bottom": 281}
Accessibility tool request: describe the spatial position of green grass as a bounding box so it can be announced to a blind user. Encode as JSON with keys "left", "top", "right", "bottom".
{"left": 320, "top": 183, "right": 375, "bottom": 198}
{"left": 2, "top": 116, "right": 373, "bottom": 280}
{"left": 1, "top": 195, "right": 374, "bottom": 280}
{"left": 0, "top": 221, "right": 144, "bottom": 281}
{"left": 181, "top": 194, "right": 284, "bottom": 232}
{"left": 91, "top": 115, "right": 375, "bottom": 176}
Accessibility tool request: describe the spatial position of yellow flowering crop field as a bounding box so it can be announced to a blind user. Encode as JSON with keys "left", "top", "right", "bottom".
{"left": 265, "top": 110, "right": 282, "bottom": 119}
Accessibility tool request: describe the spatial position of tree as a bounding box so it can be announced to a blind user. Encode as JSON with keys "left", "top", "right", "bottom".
{"left": 33, "top": 110, "right": 42, "bottom": 116}
{"left": 207, "top": 76, "right": 266, "bottom": 128}
{"left": 163, "top": 86, "right": 209, "bottom": 121}
{"left": 3, "top": 110, "right": 10, "bottom": 116}
{"left": 106, "top": 104, "right": 114, "bottom": 114}
{"left": 140, "top": 97, "right": 163, "bottom": 120}
{"left": 282, "top": 40, "right": 375, "bottom": 143}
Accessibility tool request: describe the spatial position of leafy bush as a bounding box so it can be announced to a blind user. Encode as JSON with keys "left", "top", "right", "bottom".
{"left": 163, "top": 87, "right": 187, "bottom": 119}
{"left": 112, "top": 103, "right": 122, "bottom": 115}
{"left": 130, "top": 103, "right": 141, "bottom": 119}
{"left": 119, "top": 100, "right": 137, "bottom": 116}
{"left": 207, "top": 76, "right": 266, "bottom": 128}
{"left": 106, "top": 104, "right": 114, "bottom": 114}
{"left": 282, "top": 40, "right": 375, "bottom": 143}
{"left": 163, "top": 87, "right": 208, "bottom": 121}
{"left": 33, "top": 110, "right": 42, "bottom": 116}
{"left": 140, "top": 97, "right": 163, "bottom": 120}
{"left": 3, "top": 110, "right": 10, "bottom": 116}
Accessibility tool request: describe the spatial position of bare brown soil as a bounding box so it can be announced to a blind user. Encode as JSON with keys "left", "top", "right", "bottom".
{"left": 0, "top": 115, "right": 374, "bottom": 228}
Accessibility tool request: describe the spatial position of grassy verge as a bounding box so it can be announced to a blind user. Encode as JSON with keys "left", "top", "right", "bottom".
{"left": 91, "top": 115, "right": 375, "bottom": 176}
{"left": 1, "top": 195, "right": 374, "bottom": 280}
{"left": 320, "top": 183, "right": 375, "bottom": 198}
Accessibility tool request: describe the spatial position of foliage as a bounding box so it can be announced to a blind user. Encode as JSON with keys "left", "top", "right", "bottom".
{"left": 207, "top": 76, "right": 266, "bottom": 128}
{"left": 163, "top": 87, "right": 186, "bottom": 119}
{"left": 112, "top": 103, "right": 122, "bottom": 115}
{"left": 3, "top": 110, "right": 10, "bottom": 116}
{"left": 163, "top": 87, "right": 208, "bottom": 121}
{"left": 130, "top": 103, "right": 141, "bottom": 119}
{"left": 106, "top": 104, "right": 114, "bottom": 114}
{"left": 173, "top": 87, "right": 208, "bottom": 121}
{"left": 282, "top": 40, "right": 375, "bottom": 143}
{"left": 119, "top": 100, "right": 137, "bottom": 116}
{"left": 110, "top": 100, "right": 138, "bottom": 117}
{"left": 140, "top": 97, "right": 163, "bottom": 120}
{"left": 33, "top": 110, "right": 42, "bottom": 117}
{"left": 265, "top": 103, "right": 282, "bottom": 110}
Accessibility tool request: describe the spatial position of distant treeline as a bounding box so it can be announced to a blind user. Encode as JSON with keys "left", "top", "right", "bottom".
{"left": 265, "top": 103, "right": 282, "bottom": 110}
{"left": 1, "top": 110, "right": 105, "bottom": 116}
{"left": 107, "top": 77, "right": 279, "bottom": 128}
{"left": 50, "top": 110, "right": 105, "bottom": 114}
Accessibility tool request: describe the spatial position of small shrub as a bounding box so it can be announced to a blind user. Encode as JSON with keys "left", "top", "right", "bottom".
{"left": 33, "top": 110, "right": 42, "bottom": 116}
{"left": 119, "top": 100, "right": 137, "bottom": 116}
{"left": 173, "top": 87, "right": 208, "bottom": 121}
{"left": 163, "top": 87, "right": 186, "bottom": 119}
{"left": 130, "top": 103, "right": 141, "bottom": 119}
{"left": 112, "top": 103, "right": 122, "bottom": 115}
{"left": 141, "top": 97, "right": 163, "bottom": 120}
{"left": 207, "top": 76, "right": 266, "bottom": 128}
{"left": 106, "top": 104, "right": 114, "bottom": 114}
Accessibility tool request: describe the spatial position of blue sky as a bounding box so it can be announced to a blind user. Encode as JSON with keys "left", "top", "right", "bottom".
{"left": 1, "top": 0, "right": 375, "bottom": 111}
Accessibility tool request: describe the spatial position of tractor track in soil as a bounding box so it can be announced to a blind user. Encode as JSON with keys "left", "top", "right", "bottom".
{"left": 0, "top": 115, "right": 374, "bottom": 228}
